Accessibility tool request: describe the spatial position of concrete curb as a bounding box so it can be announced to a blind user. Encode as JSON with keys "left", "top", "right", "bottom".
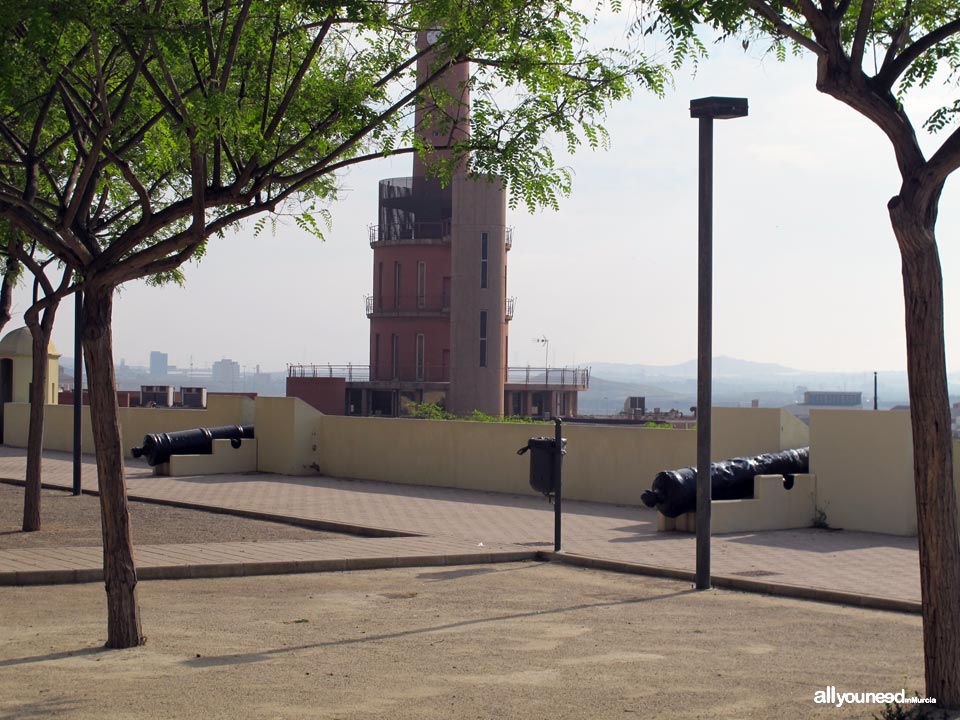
{"left": 0, "top": 549, "right": 539, "bottom": 586}
{"left": 0, "top": 478, "right": 420, "bottom": 538}
{"left": 545, "top": 551, "right": 922, "bottom": 615}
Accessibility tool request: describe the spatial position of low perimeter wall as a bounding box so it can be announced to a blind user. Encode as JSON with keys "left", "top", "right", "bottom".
{"left": 18, "top": 397, "right": 959, "bottom": 536}
{"left": 313, "top": 406, "right": 810, "bottom": 506}
{"left": 3, "top": 398, "right": 809, "bottom": 508}
{"left": 810, "top": 409, "right": 960, "bottom": 536}
{"left": 3, "top": 394, "right": 254, "bottom": 460}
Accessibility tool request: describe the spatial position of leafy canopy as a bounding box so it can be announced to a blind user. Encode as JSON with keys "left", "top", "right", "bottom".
{"left": 0, "top": 0, "right": 666, "bottom": 290}
{"left": 641, "top": 0, "right": 960, "bottom": 162}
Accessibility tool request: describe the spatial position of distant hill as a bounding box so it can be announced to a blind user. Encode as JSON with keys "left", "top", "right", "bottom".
{"left": 577, "top": 375, "right": 687, "bottom": 415}
{"left": 588, "top": 356, "right": 801, "bottom": 381}
{"left": 578, "top": 356, "right": 936, "bottom": 416}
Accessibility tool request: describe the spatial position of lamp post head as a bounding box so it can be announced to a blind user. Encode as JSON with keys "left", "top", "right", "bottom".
{"left": 690, "top": 96, "right": 749, "bottom": 120}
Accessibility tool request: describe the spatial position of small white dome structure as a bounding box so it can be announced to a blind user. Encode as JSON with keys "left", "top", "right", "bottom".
{"left": 0, "top": 326, "right": 60, "bottom": 359}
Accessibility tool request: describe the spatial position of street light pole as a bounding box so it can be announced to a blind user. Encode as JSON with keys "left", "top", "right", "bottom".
{"left": 72, "top": 288, "right": 83, "bottom": 495}
{"left": 690, "top": 96, "right": 748, "bottom": 591}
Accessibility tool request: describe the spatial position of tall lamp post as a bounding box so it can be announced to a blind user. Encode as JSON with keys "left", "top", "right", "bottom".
{"left": 72, "top": 289, "right": 83, "bottom": 495}
{"left": 690, "top": 96, "right": 748, "bottom": 590}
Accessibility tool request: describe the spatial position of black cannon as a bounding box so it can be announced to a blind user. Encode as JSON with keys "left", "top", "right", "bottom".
{"left": 131, "top": 425, "right": 255, "bottom": 466}
{"left": 640, "top": 447, "right": 809, "bottom": 518}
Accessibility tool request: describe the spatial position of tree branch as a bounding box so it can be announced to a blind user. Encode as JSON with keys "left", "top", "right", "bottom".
{"left": 261, "top": 16, "right": 333, "bottom": 142}
{"left": 850, "top": 0, "right": 875, "bottom": 71}
{"left": 219, "top": 0, "right": 253, "bottom": 92}
{"left": 877, "top": 17, "right": 960, "bottom": 88}
{"left": 742, "top": 0, "right": 825, "bottom": 55}
{"left": 259, "top": 49, "right": 455, "bottom": 183}
{"left": 922, "top": 125, "right": 960, "bottom": 196}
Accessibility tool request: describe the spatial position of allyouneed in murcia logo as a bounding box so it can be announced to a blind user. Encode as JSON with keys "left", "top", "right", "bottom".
{"left": 813, "top": 686, "right": 936, "bottom": 708}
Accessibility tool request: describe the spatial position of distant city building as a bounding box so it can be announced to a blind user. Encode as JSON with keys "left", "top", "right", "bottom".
{"left": 180, "top": 386, "right": 208, "bottom": 409}
{"left": 212, "top": 359, "right": 241, "bottom": 389}
{"left": 802, "top": 391, "right": 862, "bottom": 407}
{"left": 141, "top": 385, "right": 174, "bottom": 407}
{"left": 149, "top": 350, "right": 168, "bottom": 376}
{"left": 623, "top": 396, "right": 646, "bottom": 416}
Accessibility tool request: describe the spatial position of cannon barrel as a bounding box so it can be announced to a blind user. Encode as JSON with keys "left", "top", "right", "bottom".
{"left": 640, "top": 447, "right": 809, "bottom": 518}
{"left": 131, "top": 424, "right": 255, "bottom": 466}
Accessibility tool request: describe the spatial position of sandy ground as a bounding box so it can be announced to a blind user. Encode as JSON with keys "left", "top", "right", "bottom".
{"left": 0, "top": 562, "right": 944, "bottom": 720}
{"left": 0, "top": 482, "right": 342, "bottom": 548}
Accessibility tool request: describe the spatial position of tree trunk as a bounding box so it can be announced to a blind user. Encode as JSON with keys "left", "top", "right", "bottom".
{"left": 891, "top": 202, "right": 960, "bottom": 708}
{"left": 21, "top": 321, "right": 52, "bottom": 532}
{"left": 0, "top": 256, "right": 19, "bottom": 333}
{"left": 81, "top": 286, "right": 143, "bottom": 649}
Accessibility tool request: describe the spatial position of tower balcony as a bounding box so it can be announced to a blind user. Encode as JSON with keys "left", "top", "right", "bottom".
{"left": 505, "top": 297, "right": 515, "bottom": 322}
{"left": 365, "top": 293, "right": 450, "bottom": 319}
{"left": 368, "top": 222, "right": 512, "bottom": 249}
{"left": 369, "top": 220, "right": 451, "bottom": 248}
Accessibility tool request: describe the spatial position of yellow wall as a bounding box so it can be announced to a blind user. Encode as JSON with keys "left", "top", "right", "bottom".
{"left": 254, "top": 396, "right": 323, "bottom": 475}
{"left": 4, "top": 354, "right": 60, "bottom": 404}
{"left": 161, "top": 438, "right": 257, "bottom": 476}
{"left": 29, "top": 393, "right": 960, "bottom": 540}
{"left": 313, "top": 407, "right": 807, "bottom": 505}
{"left": 810, "top": 409, "right": 916, "bottom": 535}
{"left": 3, "top": 394, "right": 253, "bottom": 460}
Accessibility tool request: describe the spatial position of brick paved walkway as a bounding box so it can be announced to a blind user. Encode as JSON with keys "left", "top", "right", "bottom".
{"left": 0, "top": 448, "right": 920, "bottom": 610}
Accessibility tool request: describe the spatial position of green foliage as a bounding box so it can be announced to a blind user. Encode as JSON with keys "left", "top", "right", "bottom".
{"left": 409, "top": 401, "right": 456, "bottom": 420}
{"left": 405, "top": 401, "right": 544, "bottom": 423}
{"left": 0, "top": 0, "right": 666, "bottom": 288}
{"left": 467, "top": 409, "right": 545, "bottom": 423}
{"left": 643, "top": 421, "right": 672, "bottom": 428}
{"left": 639, "top": 0, "right": 960, "bottom": 138}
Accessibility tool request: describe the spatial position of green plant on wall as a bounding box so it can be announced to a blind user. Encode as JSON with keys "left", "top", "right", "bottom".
{"left": 404, "top": 401, "right": 544, "bottom": 423}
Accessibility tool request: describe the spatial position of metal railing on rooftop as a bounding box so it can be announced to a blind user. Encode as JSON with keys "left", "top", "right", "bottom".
{"left": 287, "top": 364, "right": 371, "bottom": 381}
{"left": 287, "top": 363, "right": 589, "bottom": 388}
{"left": 368, "top": 220, "right": 451, "bottom": 246}
{"left": 505, "top": 366, "right": 590, "bottom": 388}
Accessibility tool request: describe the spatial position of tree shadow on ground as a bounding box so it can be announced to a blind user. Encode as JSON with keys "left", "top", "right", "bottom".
{"left": 181, "top": 587, "right": 697, "bottom": 668}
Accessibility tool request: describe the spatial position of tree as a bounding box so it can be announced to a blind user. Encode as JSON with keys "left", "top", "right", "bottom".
{"left": 0, "top": 226, "right": 22, "bottom": 332}
{"left": 0, "top": 224, "right": 59, "bottom": 535}
{"left": 18, "top": 245, "right": 73, "bottom": 533}
{"left": 0, "top": 0, "right": 664, "bottom": 647}
{"left": 645, "top": 0, "right": 960, "bottom": 706}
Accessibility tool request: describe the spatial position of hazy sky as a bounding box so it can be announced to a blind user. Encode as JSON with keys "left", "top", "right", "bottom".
{"left": 11, "top": 32, "right": 960, "bottom": 376}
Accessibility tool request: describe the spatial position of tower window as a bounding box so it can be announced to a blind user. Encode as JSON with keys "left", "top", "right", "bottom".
{"left": 479, "top": 310, "right": 487, "bottom": 368}
{"left": 377, "top": 262, "right": 383, "bottom": 309}
{"left": 417, "top": 261, "right": 426, "bottom": 309}
{"left": 480, "top": 232, "right": 488, "bottom": 289}
{"left": 393, "top": 262, "right": 401, "bottom": 309}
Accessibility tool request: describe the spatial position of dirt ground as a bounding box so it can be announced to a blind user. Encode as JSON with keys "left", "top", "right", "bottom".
{"left": 0, "top": 481, "right": 950, "bottom": 719}
{"left": 0, "top": 562, "right": 945, "bottom": 720}
{"left": 0, "top": 482, "right": 342, "bottom": 548}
